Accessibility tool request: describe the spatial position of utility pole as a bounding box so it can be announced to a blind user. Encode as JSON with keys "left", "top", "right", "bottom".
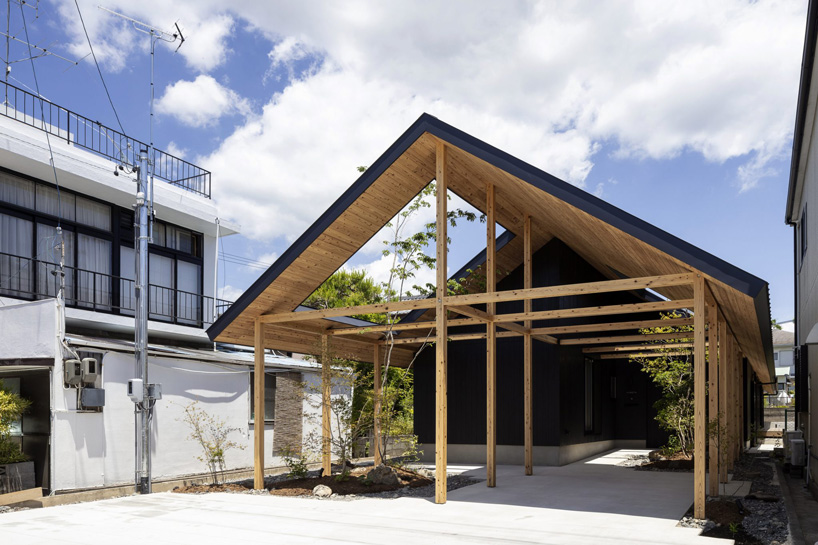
{"left": 99, "top": 6, "right": 183, "bottom": 494}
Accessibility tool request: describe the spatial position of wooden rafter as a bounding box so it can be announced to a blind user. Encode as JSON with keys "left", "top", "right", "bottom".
{"left": 529, "top": 317, "right": 693, "bottom": 336}
{"left": 598, "top": 351, "right": 690, "bottom": 359}
{"left": 582, "top": 343, "right": 694, "bottom": 354}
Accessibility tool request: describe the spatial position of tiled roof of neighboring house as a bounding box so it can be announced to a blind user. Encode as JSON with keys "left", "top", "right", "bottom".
{"left": 773, "top": 329, "right": 795, "bottom": 347}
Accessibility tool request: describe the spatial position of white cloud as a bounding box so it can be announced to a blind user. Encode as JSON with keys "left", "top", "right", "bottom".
{"left": 155, "top": 75, "right": 250, "bottom": 128}
{"left": 58, "top": 0, "right": 807, "bottom": 241}
{"left": 218, "top": 284, "right": 244, "bottom": 302}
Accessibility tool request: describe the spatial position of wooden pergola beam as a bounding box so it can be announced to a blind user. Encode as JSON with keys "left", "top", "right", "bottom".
{"left": 582, "top": 343, "right": 693, "bottom": 354}
{"left": 258, "top": 274, "right": 695, "bottom": 326}
{"left": 561, "top": 331, "right": 694, "bottom": 346}
{"left": 494, "top": 298, "right": 694, "bottom": 325}
{"left": 327, "top": 317, "right": 477, "bottom": 336}
{"left": 385, "top": 330, "right": 519, "bottom": 345}
{"left": 529, "top": 317, "right": 693, "bottom": 336}
{"left": 442, "top": 273, "right": 695, "bottom": 307}
{"left": 598, "top": 351, "right": 690, "bottom": 359}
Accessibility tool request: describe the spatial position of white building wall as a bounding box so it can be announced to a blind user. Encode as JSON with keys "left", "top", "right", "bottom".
{"left": 0, "top": 299, "right": 59, "bottom": 360}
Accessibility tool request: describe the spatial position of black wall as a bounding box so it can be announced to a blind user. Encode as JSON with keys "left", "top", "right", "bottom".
{"left": 415, "top": 238, "right": 661, "bottom": 448}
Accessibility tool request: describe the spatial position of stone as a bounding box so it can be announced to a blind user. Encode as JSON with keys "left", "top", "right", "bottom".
{"left": 312, "top": 484, "right": 332, "bottom": 497}
{"left": 368, "top": 464, "right": 400, "bottom": 486}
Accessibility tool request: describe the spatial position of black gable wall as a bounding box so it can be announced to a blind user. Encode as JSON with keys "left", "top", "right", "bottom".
{"left": 415, "top": 238, "right": 659, "bottom": 451}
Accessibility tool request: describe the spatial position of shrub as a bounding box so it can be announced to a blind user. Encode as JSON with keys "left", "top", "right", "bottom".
{"left": 0, "top": 380, "right": 30, "bottom": 464}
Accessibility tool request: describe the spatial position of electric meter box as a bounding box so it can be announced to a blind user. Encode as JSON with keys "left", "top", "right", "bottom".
{"left": 81, "top": 357, "right": 100, "bottom": 383}
{"left": 64, "top": 359, "right": 82, "bottom": 385}
{"left": 127, "top": 378, "right": 143, "bottom": 403}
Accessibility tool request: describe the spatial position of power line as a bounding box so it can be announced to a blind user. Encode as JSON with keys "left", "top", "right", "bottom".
{"left": 73, "top": 0, "right": 124, "bottom": 134}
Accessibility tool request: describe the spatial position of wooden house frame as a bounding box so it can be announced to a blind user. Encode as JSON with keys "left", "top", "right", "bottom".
{"left": 207, "top": 114, "right": 774, "bottom": 518}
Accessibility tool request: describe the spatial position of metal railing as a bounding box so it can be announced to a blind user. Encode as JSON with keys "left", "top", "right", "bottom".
{"left": 0, "top": 251, "right": 231, "bottom": 328}
{"left": 0, "top": 81, "right": 211, "bottom": 198}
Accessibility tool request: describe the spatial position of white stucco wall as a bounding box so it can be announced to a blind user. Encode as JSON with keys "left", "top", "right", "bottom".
{"left": 50, "top": 350, "right": 334, "bottom": 492}
{"left": 0, "top": 299, "right": 59, "bottom": 360}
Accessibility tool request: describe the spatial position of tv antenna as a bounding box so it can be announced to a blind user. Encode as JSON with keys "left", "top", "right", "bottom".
{"left": 98, "top": 5, "right": 184, "bottom": 496}
{"left": 3, "top": 1, "right": 81, "bottom": 103}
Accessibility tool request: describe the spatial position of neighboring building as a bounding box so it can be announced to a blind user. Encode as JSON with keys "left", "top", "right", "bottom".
{"left": 0, "top": 80, "right": 332, "bottom": 493}
{"left": 773, "top": 329, "right": 795, "bottom": 401}
{"left": 787, "top": 0, "right": 818, "bottom": 498}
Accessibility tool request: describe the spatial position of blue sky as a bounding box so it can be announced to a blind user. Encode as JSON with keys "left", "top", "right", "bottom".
{"left": 6, "top": 0, "right": 805, "bottom": 322}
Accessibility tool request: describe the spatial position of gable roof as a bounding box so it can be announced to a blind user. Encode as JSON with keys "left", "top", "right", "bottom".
{"left": 208, "top": 113, "right": 773, "bottom": 381}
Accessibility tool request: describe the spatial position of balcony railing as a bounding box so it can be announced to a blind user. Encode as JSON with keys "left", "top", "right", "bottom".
{"left": 0, "top": 251, "right": 231, "bottom": 329}
{"left": 0, "top": 81, "right": 211, "bottom": 198}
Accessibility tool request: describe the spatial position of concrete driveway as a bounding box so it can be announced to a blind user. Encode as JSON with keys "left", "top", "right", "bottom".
{"left": 0, "top": 450, "right": 729, "bottom": 545}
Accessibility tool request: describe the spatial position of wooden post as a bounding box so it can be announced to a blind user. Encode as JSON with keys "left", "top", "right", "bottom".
{"left": 253, "top": 319, "right": 265, "bottom": 490}
{"left": 693, "top": 275, "right": 706, "bottom": 519}
{"left": 718, "top": 318, "right": 728, "bottom": 484}
{"left": 707, "top": 299, "right": 719, "bottom": 497}
{"left": 727, "top": 336, "right": 735, "bottom": 470}
{"left": 486, "top": 183, "right": 497, "bottom": 488}
{"left": 523, "top": 215, "right": 533, "bottom": 476}
{"left": 435, "top": 141, "right": 449, "bottom": 504}
{"left": 373, "top": 344, "right": 382, "bottom": 466}
{"left": 322, "top": 334, "right": 332, "bottom": 476}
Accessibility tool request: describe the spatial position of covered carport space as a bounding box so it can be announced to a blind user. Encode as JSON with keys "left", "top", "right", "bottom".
{"left": 0, "top": 450, "right": 728, "bottom": 545}
{"left": 206, "top": 113, "right": 774, "bottom": 519}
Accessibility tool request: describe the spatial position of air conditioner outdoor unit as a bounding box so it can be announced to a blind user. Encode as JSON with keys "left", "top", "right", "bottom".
{"left": 791, "top": 438, "right": 806, "bottom": 467}
{"left": 64, "top": 359, "right": 82, "bottom": 385}
{"left": 81, "top": 357, "right": 100, "bottom": 384}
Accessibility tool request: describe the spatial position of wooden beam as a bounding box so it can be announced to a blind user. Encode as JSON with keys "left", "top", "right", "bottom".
{"left": 321, "top": 334, "right": 332, "bottom": 476}
{"left": 373, "top": 344, "right": 382, "bottom": 467}
{"left": 486, "top": 182, "right": 497, "bottom": 488}
{"left": 708, "top": 299, "right": 719, "bottom": 497}
{"left": 268, "top": 322, "right": 381, "bottom": 345}
{"left": 450, "top": 304, "right": 491, "bottom": 322}
{"left": 582, "top": 343, "right": 693, "bottom": 354}
{"left": 327, "top": 317, "right": 477, "bottom": 335}
{"left": 386, "top": 330, "right": 519, "bottom": 345}
{"left": 442, "top": 273, "right": 696, "bottom": 307}
{"left": 253, "top": 319, "right": 265, "bottom": 490}
{"left": 693, "top": 276, "right": 706, "bottom": 519}
{"left": 561, "top": 331, "right": 694, "bottom": 346}
{"left": 494, "top": 298, "right": 695, "bottom": 325}
{"left": 599, "top": 351, "right": 690, "bottom": 359}
{"left": 529, "top": 317, "right": 693, "bottom": 336}
{"left": 523, "top": 215, "right": 533, "bottom": 476}
{"left": 435, "top": 141, "right": 448, "bottom": 504}
{"left": 259, "top": 298, "right": 437, "bottom": 324}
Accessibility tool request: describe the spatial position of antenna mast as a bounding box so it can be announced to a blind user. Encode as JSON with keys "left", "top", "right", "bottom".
{"left": 99, "top": 5, "right": 183, "bottom": 496}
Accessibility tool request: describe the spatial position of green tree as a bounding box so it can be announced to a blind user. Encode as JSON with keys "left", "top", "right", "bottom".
{"left": 303, "top": 269, "right": 386, "bottom": 323}
{"left": 0, "top": 380, "right": 31, "bottom": 464}
{"left": 630, "top": 312, "right": 695, "bottom": 456}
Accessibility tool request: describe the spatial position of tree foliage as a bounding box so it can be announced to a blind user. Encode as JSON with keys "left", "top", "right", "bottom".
{"left": 0, "top": 379, "right": 30, "bottom": 464}
{"left": 179, "top": 401, "right": 245, "bottom": 484}
{"left": 630, "top": 312, "right": 695, "bottom": 456}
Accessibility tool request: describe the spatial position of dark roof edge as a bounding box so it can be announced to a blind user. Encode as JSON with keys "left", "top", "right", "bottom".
{"left": 787, "top": 0, "right": 818, "bottom": 224}
{"left": 206, "top": 116, "right": 434, "bottom": 341}
{"left": 753, "top": 286, "right": 776, "bottom": 380}
{"left": 422, "top": 116, "right": 769, "bottom": 300}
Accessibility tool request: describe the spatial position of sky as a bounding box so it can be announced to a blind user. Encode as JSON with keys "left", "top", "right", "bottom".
{"left": 4, "top": 0, "right": 807, "bottom": 322}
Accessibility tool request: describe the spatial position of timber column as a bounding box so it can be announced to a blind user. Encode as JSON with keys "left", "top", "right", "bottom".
{"left": 435, "top": 141, "right": 449, "bottom": 504}
{"left": 373, "top": 344, "right": 383, "bottom": 466}
{"left": 486, "top": 182, "right": 497, "bottom": 487}
{"left": 693, "top": 275, "right": 706, "bottom": 519}
{"left": 253, "top": 319, "right": 265, "bottom": 489}
{"left": 322, "top": 334, "right": 332, "bottom": 476}
{"left": 523, "top": 215, "right": 533, "bottom": 475}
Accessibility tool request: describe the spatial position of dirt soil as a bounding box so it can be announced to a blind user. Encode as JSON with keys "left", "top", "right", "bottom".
{"left": 173, "top": 466, "right": 432, "bottom": 497}
{"left": 269, "top": 466, "right": 431, "bottom": 497}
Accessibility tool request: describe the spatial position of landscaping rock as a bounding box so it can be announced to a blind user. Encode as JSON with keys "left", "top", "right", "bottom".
{"left": 368, "top": 464, "right": 400, "bottom": 486}
{"left": 312, "top": 484, "right": 332, "bottom": 497}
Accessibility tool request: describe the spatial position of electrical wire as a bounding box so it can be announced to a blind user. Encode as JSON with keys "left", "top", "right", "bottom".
{"left": 73, "top": 0, "right": 125, "bottom": 134}
{"left": 18, "top": 1, "right": 61, "bottom": 227}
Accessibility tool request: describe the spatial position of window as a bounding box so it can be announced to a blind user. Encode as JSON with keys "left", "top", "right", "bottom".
{"left": 250, "top": 373, "right": 276, "bottom": 422}
{"left": 77, "top": 234, "right": 112, "bottom": 309}
{"left": 36, "top": 224, "right": 74, "bottom": 302}
{"left": 584, "top": 358, "right": 594, "bottom": 433}
{"left": 774, "top": 352, "right": 779, "bottom": 362}
{"left": 0, "top": 213, "right": 33, "bottom": 296}
{"left": 148, "top": 253, "right": 175, "bottom": 320}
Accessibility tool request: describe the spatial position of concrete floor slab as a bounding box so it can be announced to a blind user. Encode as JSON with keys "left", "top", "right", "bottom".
{"left": 0, "top": 450, "right": 730, "bottom": 545}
